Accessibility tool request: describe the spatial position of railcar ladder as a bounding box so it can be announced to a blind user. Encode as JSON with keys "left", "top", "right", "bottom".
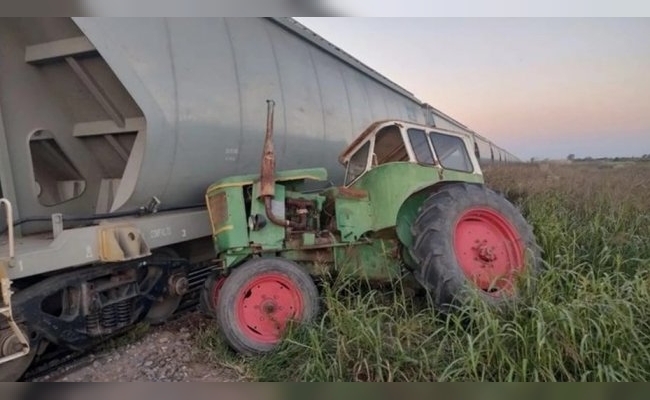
{"left": 0, "top": 198, "right": 30, "bottom": 364}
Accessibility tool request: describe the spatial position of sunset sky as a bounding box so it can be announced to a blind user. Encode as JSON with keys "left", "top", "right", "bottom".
{"left": 296, "top": 18, "right": 650, "bottom": 160}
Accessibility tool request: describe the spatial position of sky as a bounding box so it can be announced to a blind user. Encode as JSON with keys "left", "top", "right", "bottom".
{"left": 296, "top": 18, "right": 650, "bottom": 160}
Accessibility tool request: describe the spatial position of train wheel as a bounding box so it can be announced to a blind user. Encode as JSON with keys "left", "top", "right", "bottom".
{"left": 144, "top": 248, "right": 185, "bottom": 325}
{"left": 216, "top": 257, "right": 319, "bottom": 355}
{"left": 0, "top": 324, "right": 37, "bottom": 382}
{"left": 409, "top": 183, "right": 541, "bottom": 312}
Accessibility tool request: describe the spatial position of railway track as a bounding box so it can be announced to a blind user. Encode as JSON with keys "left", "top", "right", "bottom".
{"left": 23, "top": 347, "right": 91, "bottom": 382}
{"left": 22, "top": 263, "right": 216, "bottom": 382}
{"left": 24, "top": 303, "right": 201, "bottom": 382}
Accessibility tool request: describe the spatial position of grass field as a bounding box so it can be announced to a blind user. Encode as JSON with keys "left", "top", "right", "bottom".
{"left": 198, "top": 160, "right": 650, "bottom": 382}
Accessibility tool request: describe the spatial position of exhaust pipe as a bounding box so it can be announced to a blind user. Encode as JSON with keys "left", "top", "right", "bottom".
{"left": 259, "top": 100, "right": 295, "bottom": 228}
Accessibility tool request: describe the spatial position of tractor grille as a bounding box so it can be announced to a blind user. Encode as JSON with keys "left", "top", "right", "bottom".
{"left": 207, "top": 192, "right": 228, "bottom": 232}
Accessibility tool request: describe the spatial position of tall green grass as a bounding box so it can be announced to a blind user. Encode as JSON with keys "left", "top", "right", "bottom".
{"left": 201, "top": 161, "right": 650, "bottom": 381}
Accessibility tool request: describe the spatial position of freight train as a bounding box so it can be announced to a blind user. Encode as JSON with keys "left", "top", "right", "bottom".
{"left": 0, "top": 17, "right": 519, "bottom": 381}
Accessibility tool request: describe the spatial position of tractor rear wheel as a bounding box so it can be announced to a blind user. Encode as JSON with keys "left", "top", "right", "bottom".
{"left": 216, "top": 257, "right": 320, "bottom": 355}
{"left": 409, "top": 183, "right": 541, "bottom": 312}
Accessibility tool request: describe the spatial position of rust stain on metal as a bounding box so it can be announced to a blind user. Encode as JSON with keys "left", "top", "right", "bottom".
{"left": 264, "top": 197, "right": 294, "bottom": 228}
{"left": 286, "top": 198, "right": 315, "bottom": 230}
{"left": 207, "top": 191, "right": 228, "bottom": 231}
{"left": 250, "top": 243, "right": 263, "bottom": 254}
{"left": 260, "top": 99, "right": 276, "bottom": 198}
{"left": 286, "top": 198, "right": 314, "bottom": 207}
{"left": 285, "top": 235, "right": 333, "bottom": 250}
{"left": 98, "top": 224, "right": 150, "bottom": 262}
{"left": 337, "top": 186, "right": 368, "bottom": 199}
{"left": 258, "top": 100, "right": 297, "bottom": 228}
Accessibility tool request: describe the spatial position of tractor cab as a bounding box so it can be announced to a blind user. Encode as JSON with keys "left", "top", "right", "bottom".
{"left": 339, "top": 120, "right": 482, "bottom": 187}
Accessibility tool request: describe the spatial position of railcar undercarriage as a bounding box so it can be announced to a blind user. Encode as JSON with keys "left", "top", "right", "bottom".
{"left": 0, "top": 249, "right": 218, "bottom": 381}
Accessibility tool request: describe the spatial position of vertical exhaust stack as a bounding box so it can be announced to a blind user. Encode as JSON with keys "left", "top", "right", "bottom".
{"left": 259, "top": 100, "right": 295, "bottom": 228}
{"left": 259, "top": 99, "right": 277, "bottom": 199}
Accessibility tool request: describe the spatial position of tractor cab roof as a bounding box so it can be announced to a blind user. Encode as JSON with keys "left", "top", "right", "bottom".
{"left": 338, "top": 119, "right": 482, "bottom": 186}
{"left": 338, "top": 120, "right": 394, "bottom": 165}
{"left": 338, "top": 119, "right": 475, "bottom": 165}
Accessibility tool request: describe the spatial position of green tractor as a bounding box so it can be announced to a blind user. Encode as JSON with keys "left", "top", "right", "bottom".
{"left": 200, "top": 100, "right": 540, "bottom": 354}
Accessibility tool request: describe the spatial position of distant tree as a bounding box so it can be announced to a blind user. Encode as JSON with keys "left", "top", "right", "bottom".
{"left": 567, "top": 153, "right": 575, "bottom": 161}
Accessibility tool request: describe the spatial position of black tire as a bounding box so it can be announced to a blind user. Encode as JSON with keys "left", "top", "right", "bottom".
{"left": 409, "top": 183, "right": 541, "bottom": 312}
{"left": 199, "top": 272, "right": 225, "bottom": 318}
{"left": 216, "top": 257, "right": 320, "bottom": 355}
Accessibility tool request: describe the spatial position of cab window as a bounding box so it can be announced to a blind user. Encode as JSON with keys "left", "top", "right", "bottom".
{"left": 407, "top": 128, "right": 434, "bottom": 164}
{"left": 344, "top": 141, "right": 370, "bottom": 184}
{"left": 373, "top": 125, "right": 409, "bottom": 165}
{"left": 429, "top": 132, "right": 473, "bottom": 172}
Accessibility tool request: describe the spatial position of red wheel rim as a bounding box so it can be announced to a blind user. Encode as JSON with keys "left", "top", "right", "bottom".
{"left": 453, "top": 207, "right": 525, "bottom": 295}
{"left": 235, "top": 273, "right": 304, "bottom": 344}
{"left": 210, "top": 276, "right": 227, "bottom": 310}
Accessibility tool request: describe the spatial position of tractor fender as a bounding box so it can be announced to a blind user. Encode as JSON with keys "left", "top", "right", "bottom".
{"left": 395, "top": 181, "right": 483, "bottom": 251}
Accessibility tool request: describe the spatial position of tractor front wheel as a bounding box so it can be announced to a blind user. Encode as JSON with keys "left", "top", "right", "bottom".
{"left": 199, "top": 272, "right": 226, "bottom": 318}
{"left": 409, "top": 183, "right": 541, "bottom": 312}
{"left": 216, "top": 257, "right": 320, "bottom": 355}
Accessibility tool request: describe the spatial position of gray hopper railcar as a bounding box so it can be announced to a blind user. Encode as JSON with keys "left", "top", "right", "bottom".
{"left": 0, "top": 17, "right": 519, "bottom": 381}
